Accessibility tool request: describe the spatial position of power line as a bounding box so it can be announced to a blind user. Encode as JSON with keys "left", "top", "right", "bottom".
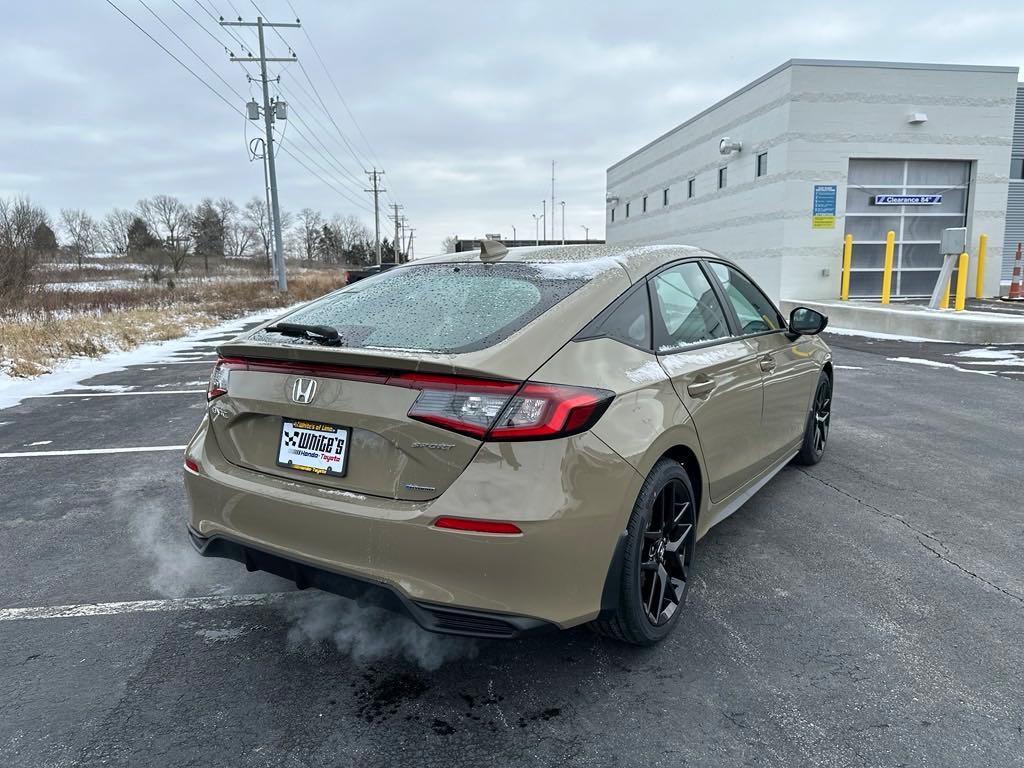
{"left": 281, "top": 103, "right": 368, "bottom": 191}
{"left": 280, "top": 117, "right": 374, "bottom": 209}
{"left": 105, "top": 0, "right": 244, "bottom": 117}
{"left": 273, "top": 77, "right": 367, "bottom": 179}
{"left": 138, "top": 0, "right": 246, "bottom": 103}
{"left": 193, "top": 0, "right": 248, "bottom": 52}
{"left": 279, "top": 143, "right": 374, "bottom": 213}
{"left": 285, "top": 0, "right": 386, "bottom": 175}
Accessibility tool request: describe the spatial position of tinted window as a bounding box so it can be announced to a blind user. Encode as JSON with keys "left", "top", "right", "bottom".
{"left": 253, "top": 263, "right": 587, "bottom": 353}
{"left": 652, "top": 263, "right": 730, "bottom": 352}
{"left": 707, "top": 262, "right": 784, "bottom": 334}
{"left": 587, "top": 285, "right": 650, "bottom": 348}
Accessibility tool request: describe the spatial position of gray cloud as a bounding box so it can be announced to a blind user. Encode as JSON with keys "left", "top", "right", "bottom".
{"left": 2, "top": 0, "right": 1022, "bottom": 252}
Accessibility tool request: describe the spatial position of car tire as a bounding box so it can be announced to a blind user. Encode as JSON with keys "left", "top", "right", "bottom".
{"left": 793, "top": 369, "right": 832, "bottom": 466}
{"left": 590, "top": 458, "right": 697, "bottom": 646}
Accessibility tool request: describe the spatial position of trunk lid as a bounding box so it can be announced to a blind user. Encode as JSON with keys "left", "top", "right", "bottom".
{"left": 207, "top": 351, "right": 500, "bottom": 502}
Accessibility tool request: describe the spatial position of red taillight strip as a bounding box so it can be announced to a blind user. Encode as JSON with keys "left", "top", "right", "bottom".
{"left": 433, "top": 516, "right": 523, "bottom": 535}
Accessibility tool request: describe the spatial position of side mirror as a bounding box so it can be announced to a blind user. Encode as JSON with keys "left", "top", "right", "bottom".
{"left": 788, "top": 306, "right": 828, "bottom": 337}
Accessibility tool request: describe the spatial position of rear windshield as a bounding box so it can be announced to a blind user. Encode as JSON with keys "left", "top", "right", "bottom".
{"left": 252, "top": 263, "right": 588, "bottom": 353}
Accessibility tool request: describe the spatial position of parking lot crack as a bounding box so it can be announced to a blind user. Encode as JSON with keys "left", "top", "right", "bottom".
{"left": 797, "top": 468, "right": 1024, "bottom": 606}
{"left": 916, "top": 536, "right": 1024, "bottom": 606}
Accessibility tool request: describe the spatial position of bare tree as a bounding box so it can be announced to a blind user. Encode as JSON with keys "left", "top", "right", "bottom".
{"left": 137, "top": 194, "right": 192, "bottom": 273}
{"left": 0, "top": 196, "right": 49, "bottom": 299}
{"left": 100, "top": 207, "right": 135, "bottom": 256}
{"left": 244, "top": 197, "right": 292, "bottom": 272}
{"left": 216, "top": 198, "right": 254, "bottom": 261}
{"left": 441, "top": 235, "right": 458, "bottom": 253}
{"left": 295, "top": 207, "right": 323, "bottom": 264}
{"left": 59, "top": 208, "right": 99, "bottom": 268}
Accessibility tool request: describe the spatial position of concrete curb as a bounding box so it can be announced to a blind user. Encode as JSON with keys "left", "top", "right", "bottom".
{"left": 781, "top": 299, "right": 1024, "bottom": 344}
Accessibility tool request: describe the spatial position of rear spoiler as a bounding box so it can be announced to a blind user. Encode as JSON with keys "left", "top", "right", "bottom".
{"left": 215, "top": 340, "right": 520, "bottom": 381}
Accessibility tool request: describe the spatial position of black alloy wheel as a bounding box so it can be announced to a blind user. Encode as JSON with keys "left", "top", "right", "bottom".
{"left": 639, "top": 479, "right": 695, "bottom": 626}
{"left": 812, "top": 377, "right": 831, "bottom": 454}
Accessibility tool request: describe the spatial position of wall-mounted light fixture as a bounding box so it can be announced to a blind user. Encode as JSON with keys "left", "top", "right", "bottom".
{"left": 719, "top": 137, "right": 742, "bottom": 155}
{"left": 606, "top": 195, "right": 620, "bottom": 205}
{"left": 907, "top": 112, "right": 928, "bottom": 124}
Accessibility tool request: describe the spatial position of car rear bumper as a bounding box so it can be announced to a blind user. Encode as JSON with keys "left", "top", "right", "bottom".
{"left": 188, "top": 527, "right": 553, "bottom": 638}
{"left": 184, "top": 416, "right": 641, "bottom": 630}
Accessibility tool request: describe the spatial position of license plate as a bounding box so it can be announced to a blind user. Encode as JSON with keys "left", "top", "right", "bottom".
{"left": 277, "top": 419, "right": 350, "bottom": 477}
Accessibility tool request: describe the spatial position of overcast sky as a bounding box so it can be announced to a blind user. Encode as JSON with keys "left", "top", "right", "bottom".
{"left": 3, "top": 1, "right": 1024, "bottom": 255}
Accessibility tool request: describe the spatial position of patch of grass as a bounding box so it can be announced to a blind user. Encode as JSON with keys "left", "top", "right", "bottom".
{"left": 0, "top": 270, "right": 346, "bottom": 378}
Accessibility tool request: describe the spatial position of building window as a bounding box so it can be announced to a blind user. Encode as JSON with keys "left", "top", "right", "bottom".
{"left": 642, "top": 195, "right": 648, "bottom": 213}
{"left": 610, "top": 208, "right": 616, "bottom": 223}
{"left": 663, "top": 188, "right": 670, "bottom": 206}
{"left": 687, "top": 178, "right": 695, "bottom": 198}
{"left": 756, "top": 152, "right": 768, "bottom": 178}
{"left": 1012, "top": 156, "right": 1024, "bottom": 180}
{"left": 718, "top": 167, "right": 728, "bottom": 189}
{"left": 625, "top": 202, "right": 631, "bottom": 218}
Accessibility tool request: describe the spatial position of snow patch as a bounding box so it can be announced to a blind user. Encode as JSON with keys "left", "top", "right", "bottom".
{"left": 0, "top": 305, "right": 297, "bottom": 411}
{"left": 624, "top": 360, "right": 665, "bottom": 384}
{"left": 887, "top": 357, "right": 996, "bottom": 376}
{"left": 825, "top": 327, "right": 956, "bottom": 343}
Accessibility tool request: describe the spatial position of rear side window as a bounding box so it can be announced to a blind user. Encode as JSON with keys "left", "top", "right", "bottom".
{"left": 253, "top": 264, "right": 587, "bottom": 353}
{"left": 580, "top": 284, "right": 650, "bottom": 349}
{"left": 707, "top": 262, "right": 784, "bottom": 335}
{"left": 651, "top": 262, "right": 730, "bottom": 352}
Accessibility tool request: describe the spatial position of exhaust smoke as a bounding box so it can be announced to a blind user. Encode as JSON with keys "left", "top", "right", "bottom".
{"left": 285, "top": 592, "right": 480, "bottom": 671}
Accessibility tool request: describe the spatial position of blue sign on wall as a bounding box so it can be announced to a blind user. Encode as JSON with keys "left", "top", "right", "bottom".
{"left": 872, "top": 194, "right": 943, "bottom": 205}
{"left": 813, "top": 185, "right": 837, "bottom": 215}
{"left": 812, "top": 184, "right": 837, "bottom": 229}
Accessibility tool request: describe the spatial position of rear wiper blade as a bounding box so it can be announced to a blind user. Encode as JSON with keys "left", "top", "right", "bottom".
{"left": 265, "top": 322, "right": 341, "bottom": 345}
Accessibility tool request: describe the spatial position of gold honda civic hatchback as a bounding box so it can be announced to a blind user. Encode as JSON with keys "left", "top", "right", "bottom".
{"left": 184, "top": 243, "right": 832, "bottom": 645}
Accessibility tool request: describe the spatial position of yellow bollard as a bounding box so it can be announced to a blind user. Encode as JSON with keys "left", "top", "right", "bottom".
{"left": 881, "top": 230, "right": 895, "bottom": 304}
{"left": 940, "top": 276, "right": 951, "bottom": 309}
{"left": 841, "top": 234, "right": 853, "bottom": 301}
{"left": 955, "top": 252, "right": 969, "bottom": 311}
{"left": 975, "top": 234, "right": 987, "bottom": 299}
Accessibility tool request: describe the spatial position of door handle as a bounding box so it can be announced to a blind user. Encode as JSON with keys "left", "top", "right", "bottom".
{"left": 687, "top": 377, "right": 716, "bottom": 398}
{"left": 759, "top": 354, "right": 776, "bottom": 373}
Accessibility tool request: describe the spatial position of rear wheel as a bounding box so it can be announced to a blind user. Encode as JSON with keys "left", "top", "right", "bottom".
{"left": 794, "top": 370, "right": 831, "bottom": 466}
{"left": 590, "top": 458, "right": 696, "bottom": 646}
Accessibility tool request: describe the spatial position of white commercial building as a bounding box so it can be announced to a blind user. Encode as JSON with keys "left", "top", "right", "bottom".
{"left": 606, "top": 59, "right": 1021, "bottom": 302}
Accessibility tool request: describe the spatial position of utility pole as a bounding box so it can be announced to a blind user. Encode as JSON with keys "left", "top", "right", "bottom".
{"left": 511, "top": 225, "right": 516, "bottom": 241}
{"left": 542, "top": 200, "right": 546, "bottom": 242}
{"left": 364, "top": 169, "right": 385, "bottom": 267}
{"left": 390, "top": 203, "right": 403, "bottom": 265}
{"left": 551, "top": 161, "right": 556, "bottom": 245}
{"left": 580, "top": 224, "right": 590, "bottom": 242}
{"left": 560, "top": 200, "right": 565, "bottom": 244}
{"left": 225, "top": 16, "right": 300, "bottom": 293}
{"left": 406, "top": 228, "right": 415, "bottom": 260}
{"left": 532, "top": 214, "right": 540, "bottom": 245}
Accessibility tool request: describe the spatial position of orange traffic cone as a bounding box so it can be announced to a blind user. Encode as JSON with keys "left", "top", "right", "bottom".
{"left": 1006, "top": 242, "right": 1023, "bottom": 301}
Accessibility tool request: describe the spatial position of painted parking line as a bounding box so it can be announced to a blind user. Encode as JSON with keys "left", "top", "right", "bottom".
{"left": 0, "top": 445, "right": 187, "bottom": 458}
{"left": 0, "top": 592, "right": 295, "bottom": 622}
{"left": 29, "top": 390, "right": 205, "bottom": 398}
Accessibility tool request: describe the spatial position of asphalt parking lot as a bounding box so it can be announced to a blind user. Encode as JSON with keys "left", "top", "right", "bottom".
{"left": 1, "top": 322, "right": 1022, "bottom": 768}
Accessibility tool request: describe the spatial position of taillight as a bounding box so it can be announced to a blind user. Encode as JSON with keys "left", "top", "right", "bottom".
{"left": 487, "top": 382, "right": 613, "bottom": 440}
{"left": 207, "top": 357, "right": 247, "bottom": 400}
{"left": 398, "top": 374, "right": 519, "bottom": 438}
{"left": 400, "top": 373, "right": 613, "bottom": 442}
{"left": 184, "top": 457, "right": 201, "bottom": 474}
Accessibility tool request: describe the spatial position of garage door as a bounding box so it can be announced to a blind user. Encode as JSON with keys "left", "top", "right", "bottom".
{"left": 844, "top": 159, "right": 970, "bottom": 298}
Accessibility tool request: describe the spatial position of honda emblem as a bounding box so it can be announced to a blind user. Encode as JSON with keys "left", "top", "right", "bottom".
{"left": 291, "top": 378, "right": 318, "bottom": 404}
